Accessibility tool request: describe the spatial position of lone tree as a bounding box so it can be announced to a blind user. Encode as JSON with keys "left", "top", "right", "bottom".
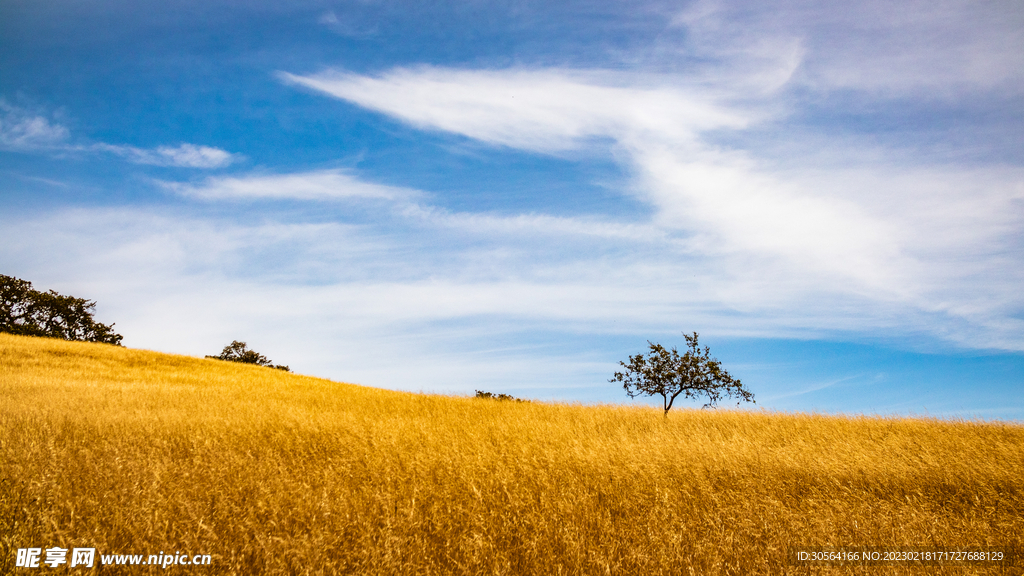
{"left": 207, "top": 340, "right": 290, "bottom": 371}
{"left": 611, "top": 332, "right": 753, "bottom": 416}
{"left": 0, "top": 274, "right": 123, "bottom": 345}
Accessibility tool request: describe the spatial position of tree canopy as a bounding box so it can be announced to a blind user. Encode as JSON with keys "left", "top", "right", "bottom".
{"left": 611, "top": 332, "right": 753, "bottom": 415}
{"left": 207, "top": 340, "right": 290, "bottom": 371}
{"left": 0, "top": 274, "right": 123, "bottom": 346}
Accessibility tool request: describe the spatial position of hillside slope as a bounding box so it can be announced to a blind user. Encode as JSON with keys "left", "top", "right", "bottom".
{"left": 1, "top": 334, "right": 1021, "bottom": 574}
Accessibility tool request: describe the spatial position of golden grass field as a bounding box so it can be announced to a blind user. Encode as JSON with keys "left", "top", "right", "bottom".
{"left": 1, "top": 333, "right": 1021, "bottom": 575}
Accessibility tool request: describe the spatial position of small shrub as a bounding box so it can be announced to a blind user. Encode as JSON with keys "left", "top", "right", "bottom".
{"left": 475, "top": 390, "right": 527, "bottom": 402}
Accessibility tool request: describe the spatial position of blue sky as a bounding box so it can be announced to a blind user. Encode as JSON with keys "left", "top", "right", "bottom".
{"left": 2, "top": 0, "right": 1022, "bottom": 420}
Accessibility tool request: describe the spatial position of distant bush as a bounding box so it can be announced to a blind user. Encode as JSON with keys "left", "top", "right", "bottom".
{"left": 0, "top": 274, "right": 123, "bottom": 346}
{"left": 475, "top": 390, "right": 527, "bottom": 402}
{"left": 207, "top": 340, "right": 290, "bottom": 371}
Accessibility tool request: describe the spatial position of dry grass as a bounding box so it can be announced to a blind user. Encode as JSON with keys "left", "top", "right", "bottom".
{"left": 1, "top": 333, "right": 1021, "bottom": 575}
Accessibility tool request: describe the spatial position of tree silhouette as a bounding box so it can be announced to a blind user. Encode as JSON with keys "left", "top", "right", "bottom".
{"left": 207, "top": 340, "right": 290, "bottom": 371}
{"left": 1, "top": 274, "right": 123, "bottom": 345}
{"left": 611, "top": 332, "right": 752, "bottom": 415}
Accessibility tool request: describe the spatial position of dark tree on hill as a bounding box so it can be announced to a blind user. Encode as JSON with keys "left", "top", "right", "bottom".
{"left": 0, "top": 274, "right": 123, "bottom": 346}
{"left": 611, "top": 332, "right": 753, "bottom": 416}
{"left": 207, "top": 340, "right": 290, "bottom": 371}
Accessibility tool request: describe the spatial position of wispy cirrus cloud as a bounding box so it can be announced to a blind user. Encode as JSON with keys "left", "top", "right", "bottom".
{"left": 670, "top": 0, "right": 1024, "bottom": 98}
{"left": 143, "top": 158, "right": 1024, "bottom": 354}
{"left": 276, "top": 61, "right": 1024, "bottom": 351}
{"left": 0, "top": 204, "right": 954, "bottom": 362}
{"left": 166, "top": 169, "right": 415, "bottom": 200}
{"left": 279, "top": 68, "right": 754, "bottom": 152}
{"left": 93, "top": 143, "right": 239, "bottom": 168}
{"left": 0, "top": 101, "right": 238, "bottom": 168}
{"left": 167, "top": 167, "right": 664, "bottom": 243}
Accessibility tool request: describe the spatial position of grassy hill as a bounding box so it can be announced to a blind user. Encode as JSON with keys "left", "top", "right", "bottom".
{"left": 1, "top": 333, "right": 1021, "bottom": 574}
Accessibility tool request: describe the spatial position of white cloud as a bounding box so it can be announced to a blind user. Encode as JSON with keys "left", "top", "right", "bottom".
{"left": 279, "top": 68, "right": 752, "bottom": 153}
{"left": 398, "top": 203, "right": 666, "bottom": 243}
{"left": 151, "top": 143, "right": 236, "bottom": 168}
{"left": 94, "top": 143, "right": 239, "bottom": 168}
{"left": 166, "top": 169, "right": 414, "bottom": 201}
{"left": 675, "top": 0, "right": 1024, "bottom": 97}
{"left": 164, "top": 167, "right": 667, "bottom": 244}
{"left": 1, "top": 179, "right": 1020, "bottom": 406}
{"left": 0, "top": 101, "right": 70, "bottom": 149}
{"left": 632, "top": 145, "right": 912, "bottom": 294}
{"left": 276, "top": 65, "right": 1024, "bottom": 353}
{"left": 0, "top": 101, "right": 237, "bottom": 168}
{"left": 0, "top": 205, "right": 950, "bottom": 396}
